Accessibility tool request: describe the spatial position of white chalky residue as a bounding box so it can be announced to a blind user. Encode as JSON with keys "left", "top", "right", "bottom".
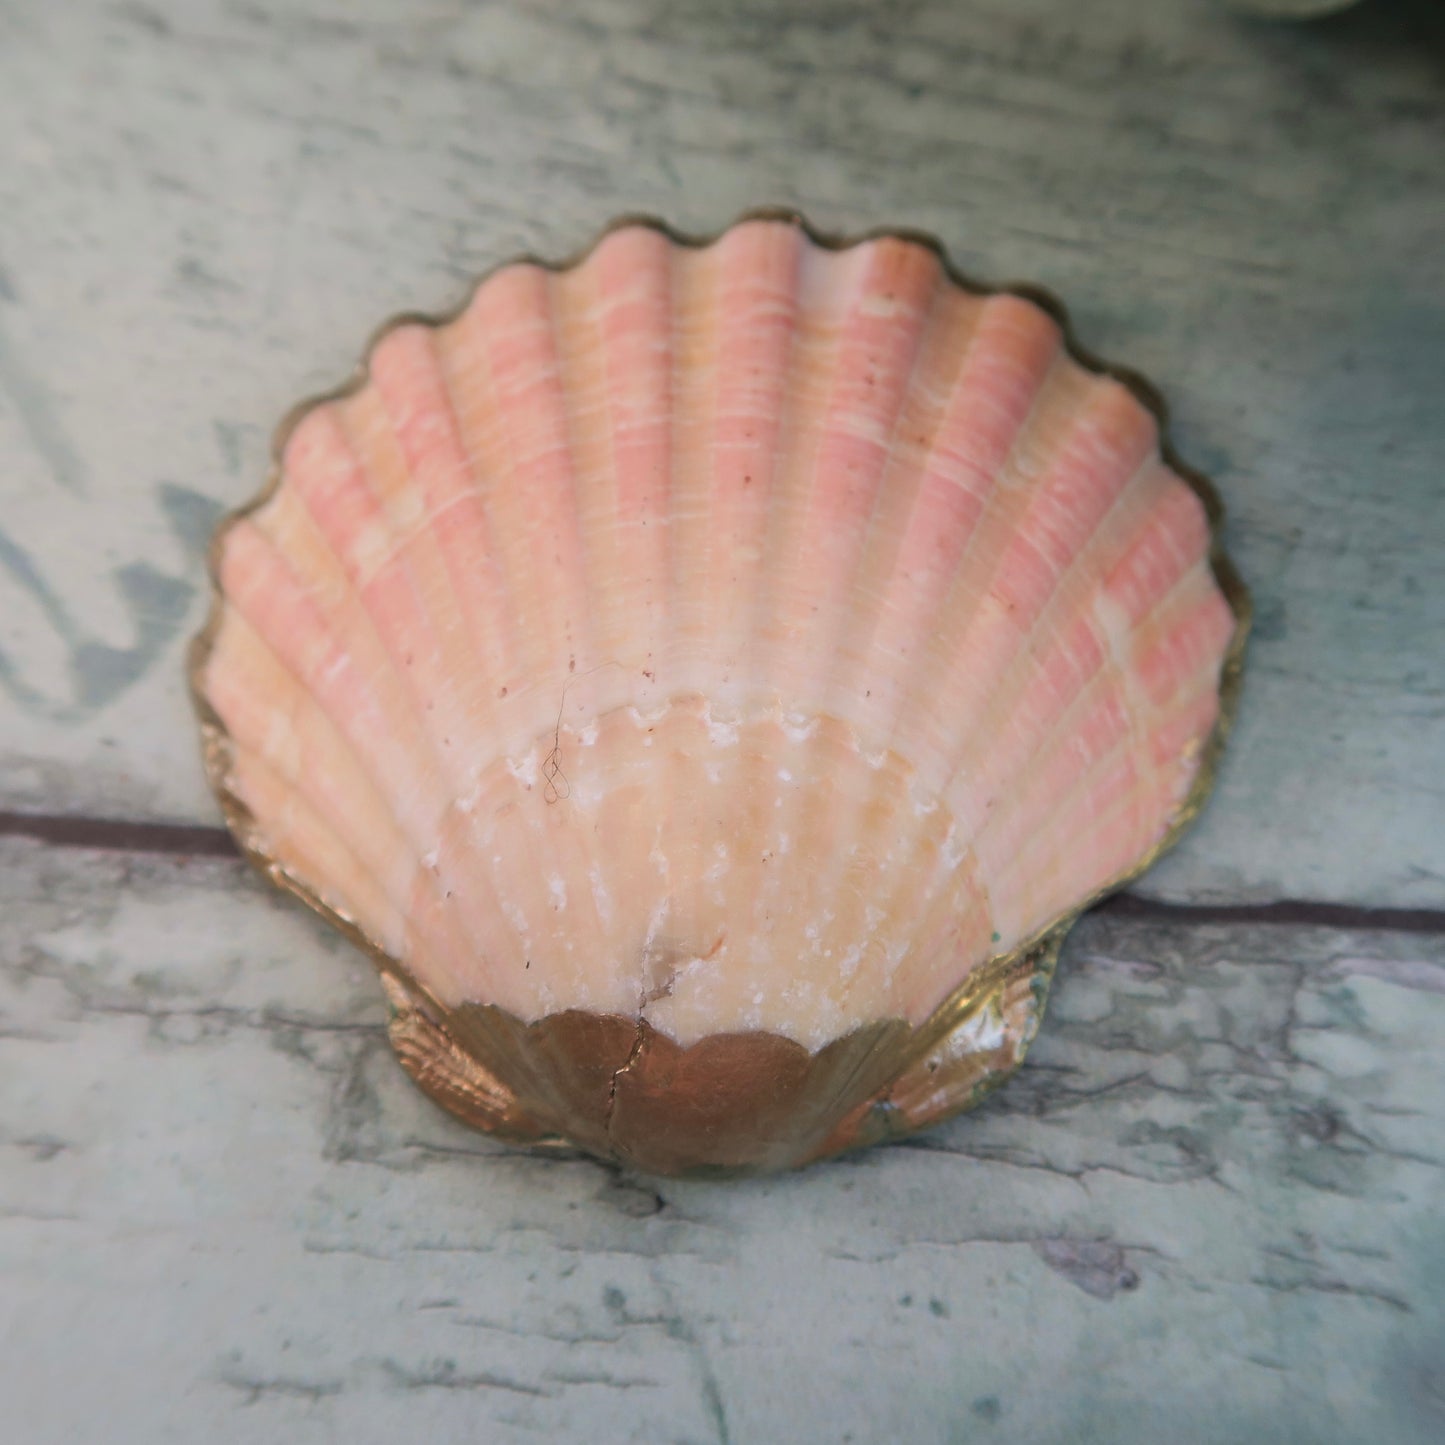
{"left": 548, "top": 875, "right": 567, "bottom": 910}
{"left": 782, "top": 712, "right": 819, "bottom": 743}
{"left": 318, "top": 652, "right": 350, "bottom": 686}
{"left": 703, "top": 702, "right": 739, "bottom": 748}
{"left": 507, "top": 751, "right": 540, "bottom": 789}
{"left": 641, "top": 895, "right": 671, "bottom": 958}
{"left": 1092, "top": 588, "right": 1133, "bottom": 665}
{"left": 627, "top": 702, "right": 671, "bottom": 729}
{"left": 588, "top": 865, "right": 614, "bottom": 929}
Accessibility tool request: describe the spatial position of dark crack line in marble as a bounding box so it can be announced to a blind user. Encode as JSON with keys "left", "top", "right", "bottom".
{"left": 892, "top": 1140, "right": 1241, "bottom": 1195}
{"left": 644, "top": 1262, "right": 731, "bottom": 1445}
{"left": 301, "top": 1239, "right": 397, "bottom": 1263}
{"left": 451, "top": 1316, "right": 632, "bottom": 1348}
{"left": 1250, "top": 1274, "right": 1412, "bottom": 1315}
{"left": 4, "top": 949, "right": 381, "bottom": 1043}
{"left": 0, "top": 1131, "right": 70, "bottom": 1162}
{"left": 37, "top": 995, "right": 385, "bottom": 1048}
{"left": 380, "top": 1360, "right": 552, "bottom": 1399}
{"left": 0, "top": 811, "right": 241, "bottom": 857}
{"left": 219, "top": 1373, "right": 344, "bottom": 1407}
{"left": 542, "top": 1368, "right": 663, "bottom": 1391}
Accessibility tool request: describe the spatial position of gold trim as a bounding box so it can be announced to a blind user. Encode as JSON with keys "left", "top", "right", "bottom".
{"left": 187, "top": 208, "right": 1251, "bottom": 1175}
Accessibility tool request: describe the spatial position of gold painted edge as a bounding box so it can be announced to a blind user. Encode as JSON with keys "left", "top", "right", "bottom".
{"left": 185, "top": 207, "right": 1252, "bottom": 1169}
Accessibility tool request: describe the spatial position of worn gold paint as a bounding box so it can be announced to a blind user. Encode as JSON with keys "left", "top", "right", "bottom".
{"left": 188, "top": 210, "right": 1251, "bottom": 1177}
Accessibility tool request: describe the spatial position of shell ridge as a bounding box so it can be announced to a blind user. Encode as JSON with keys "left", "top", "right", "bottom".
{"left": 939, "top": 430, "right": 1163, "bottom": 834}
{"left": 212, "top": 640, "right": 534, "bottom": 1010}
{"left": 879, "top": 362, "right": 1150, "bottom": 835}
{"left": 969, "top": 551, "right": 1212, "bottom": 846}
{"left": 383, "top": 323, "right": 518, "bottom": 730}
{"left": 473, "top": 264, "right": 595, "bottom": 697}
{"left": 335, "top": 320, "right": 599, "bottom": 1008}
{"left": 664, "top": 244, "right": 725, "bottom": 952}
{"left": 888, "top": 347, "right": 1090, "bottom": 771}
{"left": 328, "top": 385, "right": 499, "bottom": 788}
{"left": 305, "top": 394, "right": 538, "bottom": 1001}
{"left": 215, "top": 514, "right": 450, "bottom": 851}
{"left": 886, "top": 830, "right": 994, "bottom": 1023}
{"left": 835, "top": 789, "right": 977, "bottom": 1026}
{"left": 733, "top": 244, "right": 901, "bottom": 1003}
{"left": 687, "top": 229, "right": 806, "bottom": 1017}
{"left": 457, "top": 264, "right": 626, "bottom": 1011}
{"left": 760, "top": 257, "right": 972, "bottom": 1016}
{"left": 868, "top": 297, "right": 1067, "bottom": 772}
{"left": 204, "top": 661, "right": 413, "bottom": 948}
{"left": 789, "top": 239, "right": 944, "bottom": 704}
{"left": 223, "top": 746, "right": 410, "bottom": 956}
{"left": 820, "top": 279, "right": 984, "bottom": 724}
{"left": 530, "top": 253, "right": 634, "bottom": 733}
{"left": 948, "top": 450, "right": 1167, "bottom": 794}
{"left": 208, "top": 616, "right": 414, "bottom": 915}
{"left": 271, "top": 404, "right": 470, "bottom": 808}
{"left": 526, "top": 267, "right": 602, "bottom": 681}
{"left": 434, "top": 277, "right": 637, "bottom": 1010}
{"left": 713, "top": 230, "right": 826, "bottom": 1003}
{"left": 567, "top": 233, "right": 679, "bottom": 1012}
{"left": 573, "top": 235, "right": 632, "bottom": 685}
{"left": 743, "top": 240, "right": 864, "bottom": 703}
{"left": 661, "top": 240, "right": 711, "bottom": 698}
{"left": 699, "top": 223, "right": 803, "bottom": 696}
{"left": 443, "top": 272, "right": 562, "bottom": 711}
{"left": 802, "top": 278, "right": 1019, "bottom": 973}
{"left": 591, "top": 227, "right": 674, "bottom": 687}
{"left": 966, "top": 471, "right": 1221, "bottom": 838}
{"left": 976, "top": 568, "right": 1226, "bottom": 938}
{"left": 797, "top": 298, "right": 1071, "bottom": 991}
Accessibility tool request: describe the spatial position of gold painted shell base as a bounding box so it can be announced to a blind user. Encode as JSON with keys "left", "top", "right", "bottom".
{"left": 380, "top": 935, "right": 1061, "bottom": 1177}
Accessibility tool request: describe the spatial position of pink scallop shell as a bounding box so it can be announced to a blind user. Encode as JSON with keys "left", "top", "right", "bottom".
{"left": 192, "top": 214, "right": 1248, "bottom": 1173}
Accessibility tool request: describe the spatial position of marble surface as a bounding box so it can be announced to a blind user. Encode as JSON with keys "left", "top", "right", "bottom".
{"left": 1, "top": 1, "right": 1443, "bottom": 1441}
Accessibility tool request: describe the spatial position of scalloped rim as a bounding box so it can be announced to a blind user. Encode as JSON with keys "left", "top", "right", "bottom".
{"left": 186, "top": 206, "right": 1252, "bottom": 1160}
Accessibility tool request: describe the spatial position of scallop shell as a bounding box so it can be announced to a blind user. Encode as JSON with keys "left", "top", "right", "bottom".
{"left": 191, "top": 213, "right": 1248, "bottom": 1175}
